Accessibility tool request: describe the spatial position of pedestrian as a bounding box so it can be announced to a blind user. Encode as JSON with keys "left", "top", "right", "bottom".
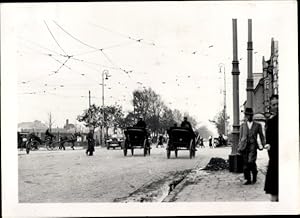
{"left": 208, "top": 136, "right": 213, "bottom": 148}
{"left": 59, "top": 136, "right": 66, "bottom": 150}
{"left": 156, "top": 135, "right": 164, "bottom": 148}
{"left": 264, "top": 94, "right": 279, "bottom": 201}
{"left": 218, "top": 134, "right": 225, "bottom": 147}
{"left": 200, "top": 137, "right": 205, "bottom": 148}
{"left": 86, "top": 128, "right": 95, "bottom": 156}
{"left": 238, "top": 107, "right": 265, "bottom": 185}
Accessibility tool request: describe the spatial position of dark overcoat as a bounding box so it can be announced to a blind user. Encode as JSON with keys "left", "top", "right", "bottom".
{"left": 264, "top": 114, "right": 278, "bottom": 195}
{"left": 239, "top": 121, "right": 265, "bottom": 163}
{"left": 86, "top": 132, "right": 95, "bottom": 152}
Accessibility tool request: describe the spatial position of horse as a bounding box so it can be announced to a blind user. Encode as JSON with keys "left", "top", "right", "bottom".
{"left": 59, "top": 132, "right": 81, "bottom": 150}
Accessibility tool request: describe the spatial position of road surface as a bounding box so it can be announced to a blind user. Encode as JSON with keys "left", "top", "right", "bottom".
{"left": 18, "top": 145, "right": 232, "bottom": 202}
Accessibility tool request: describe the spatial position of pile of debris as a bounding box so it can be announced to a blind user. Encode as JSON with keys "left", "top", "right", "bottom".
{"left": 202, "top": 157, "right": 229, "bottom": 171}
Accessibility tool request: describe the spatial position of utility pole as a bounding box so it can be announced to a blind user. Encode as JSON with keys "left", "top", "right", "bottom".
{"left": 89, "top": 90, "right": 91, "bottom": 108}
{"left": 246, "top": 19, "right": 254, "bottom": 109}
{"left": 229, "top": 18, "right": 242, "bottom": 173}
{"left": 101, "top": 70, "right": 109, "bottom": 146}
{"left": 219, "top": 63, "right": 227, "bottom": 136}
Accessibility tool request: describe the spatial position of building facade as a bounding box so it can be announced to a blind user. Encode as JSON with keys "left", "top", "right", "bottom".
{"left": 244, "top": 38, "right": 279, "bottom": 122}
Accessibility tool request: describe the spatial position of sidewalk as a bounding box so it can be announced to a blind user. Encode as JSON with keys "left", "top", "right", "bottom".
{"left": 164, "top": 147, "right": 270, "bottom": 202}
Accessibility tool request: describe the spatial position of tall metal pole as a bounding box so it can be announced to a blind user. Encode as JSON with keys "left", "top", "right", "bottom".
{"left": 102, "top": 71, "right": 105, "bottom": 109}
{"left": 246, "top": 19, "right": 254, "bottom": 108}
{"left": 229, "top": 18, "right": 242, "bottom": 173}
{"left": 219, "top": 63, "right": 227, "bottom": 136}
{"left": 231, "top": 19, "right": 240, "bottom": 155}
{"left": 102, "top": 70, "right": 108, "bottom": 146}
{"left": 224, "top": 67, "right": 227, "bottom": 136}
{"left": 89, "top": 90, "right": 91, "bottom": 108}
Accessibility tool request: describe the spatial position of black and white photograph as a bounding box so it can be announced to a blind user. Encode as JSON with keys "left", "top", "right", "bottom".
{"left": 1, "top": 1, "right": 299, "bottom": 216}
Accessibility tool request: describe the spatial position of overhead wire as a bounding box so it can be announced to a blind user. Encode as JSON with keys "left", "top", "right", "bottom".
{"left": 89, "top": 21, "right": 216, "bottom": 57}
{"left": 18, "top": 35, "right": 65, "bottom": 57}
{"left": 44, "top": 20, "right": 68, "bottom": 55}
{"left": 53, "top": 20, "right": 132, "bottom": 78}
{"left": 53, "top": 20, "right": 100, "bottom": 50}
{"left": 20, "top": 21, "right": 225, "bottom": 105}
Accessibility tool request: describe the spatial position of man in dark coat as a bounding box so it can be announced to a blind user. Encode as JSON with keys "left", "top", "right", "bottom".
{"left": 264, "top": 95, "right": 279, "bottom": 201}
{"left": 181, "top": 117, "right": 192, "bottom": 130}
{"left": 181, "top": 117, "right": 196, "bottom": 136}
{"left": 238, "top": 108, "right": 265, "bottom": 185}
{"left": 86, "top": 129, "right": 95, "bottom": 156}
{"left": 181, "top": 117, "right": 196, "bottom": 150}
{"left": 45, "top": 129, "right": 55, "bottom": 144}
{"left": 135, "top": 117, "right": 147, "bottom": 129}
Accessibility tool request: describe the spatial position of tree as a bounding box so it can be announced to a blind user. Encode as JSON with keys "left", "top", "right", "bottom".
{"left": 209, "top": 108, "right": 229, "bottom": 135}
{"left": 119, "top": 112, "right": 136, "bottom": 129}
{"left": 132, "top": 88, "right": 165, "bottom": 134}
{"left": 172, "top": 109, "right": 183, "bottom": 125}
{"left": 103, "top": 105, "right": 124, "bottom": 134}
{"left": 77, "top": 104, "right": 103, "bottom": 129}
{"left": 160, "top": 106, "right": 176, "bottom": 133}
{"left": 77, "top": 104, "right": 126, "bottom": 136}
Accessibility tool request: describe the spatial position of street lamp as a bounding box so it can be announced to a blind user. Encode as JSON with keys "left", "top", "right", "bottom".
{"left": 101, "top": 69, "right": 109, "bottom": 146}
{"left": 102, "top": 70, "right": 109, "bottom": 108}
{"left": 219, "top": 63, "right": 227, "bottom": 136}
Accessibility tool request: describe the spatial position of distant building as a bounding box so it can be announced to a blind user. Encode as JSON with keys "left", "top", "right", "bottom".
{"left": 243, "top": 37, "right": 279, "bottom": 122}
{"left": 63, "top": 119, "right": 76, "bottom": 131}
{"left": 18, "top": 120, "right": 48, "bottom": 133}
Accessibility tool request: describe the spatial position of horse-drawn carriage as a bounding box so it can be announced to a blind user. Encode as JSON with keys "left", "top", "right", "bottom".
{"left": 22, "top": 132, "right": 81, "bottom": 154}
{"left": 123, "top": 127, "right": 151, "bottom": 156}
{"left": 24, "top": 134, "right": 60, "bottom": 154}
{"left": 166, "top": 127, "right": 196, "bottom": 159}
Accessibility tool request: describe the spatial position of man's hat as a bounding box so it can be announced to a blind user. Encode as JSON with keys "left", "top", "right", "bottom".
{"left": 244, "top": 107, "right": 254, "bottom": 115}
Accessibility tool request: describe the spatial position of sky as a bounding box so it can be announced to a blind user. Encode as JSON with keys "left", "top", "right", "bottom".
{"left": 1, "top": 1, "right": 298, "bottom": 134}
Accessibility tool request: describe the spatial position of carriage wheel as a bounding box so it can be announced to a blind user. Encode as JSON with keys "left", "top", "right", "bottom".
{"left": 167, "top": 149, "right": 171, "bottom": 159}
{"left": 193, "top": 140, "right": 196, "bottom": 158}
{"left": 45, "top": 141, "right": 51, "bottom": 150}
{"left": 193, "top": 145, "right": 196, "bottom": 158}
{"left": 175, "top": 149, "right": 178, "bottom": 158}
{"left": 32, "top": 141, "right": 40, "bottom": 150}
{"left": 51, "top": 142, "right": 60, "bottom": 150}
{"left": 189, "top": 139, "right": 194, "bottom": 159}
{"left": 56, "top": 142, "right": 61, "bottom": 150}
